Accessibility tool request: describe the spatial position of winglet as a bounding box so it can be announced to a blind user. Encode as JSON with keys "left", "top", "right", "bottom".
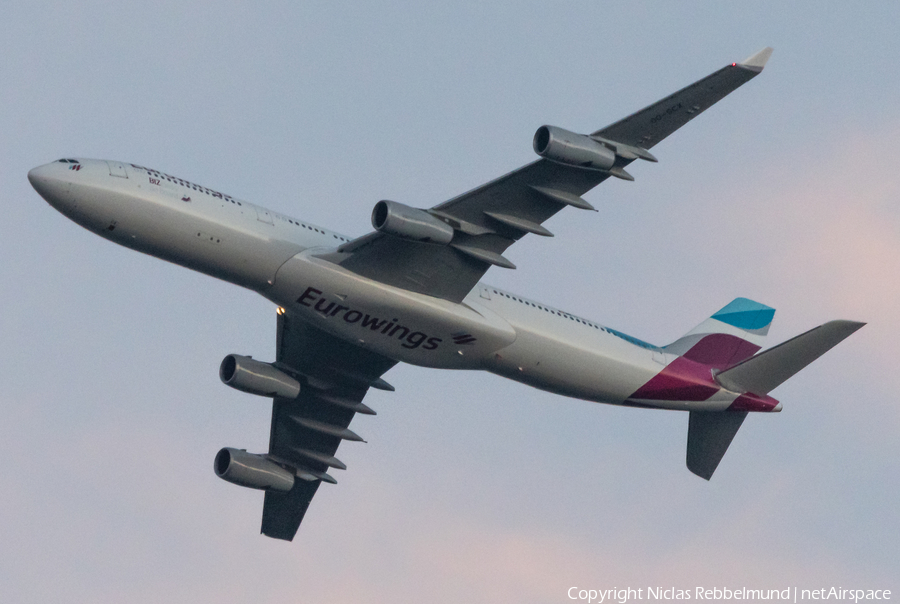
{"left": 738, "top": 47, "right": 774, "bottom": 72}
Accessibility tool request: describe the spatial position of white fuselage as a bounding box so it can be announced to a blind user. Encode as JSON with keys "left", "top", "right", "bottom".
{"left": 28, "top": 158, "right": 695, "bottom": 408}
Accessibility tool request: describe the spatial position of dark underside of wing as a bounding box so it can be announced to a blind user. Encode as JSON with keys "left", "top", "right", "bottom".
{"left": 334, "top": 158, "right": 607, "bottom": 302}
{"left": 261, "top": 310, "right": 396, "bottom": 541}
{"left": 259, "top": 51, "right": 770, "bottom": 538}
{"left": 331, "top": 58, "right": 765, "bottom": 304}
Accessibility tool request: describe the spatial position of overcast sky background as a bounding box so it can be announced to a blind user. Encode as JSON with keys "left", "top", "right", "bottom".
{"left": 2, "top": 2, "right": 899, "bottom": 603}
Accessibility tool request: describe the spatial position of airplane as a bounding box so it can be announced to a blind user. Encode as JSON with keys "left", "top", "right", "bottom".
{"left": 27, "top": 47, "right": 864, "bottom": 541}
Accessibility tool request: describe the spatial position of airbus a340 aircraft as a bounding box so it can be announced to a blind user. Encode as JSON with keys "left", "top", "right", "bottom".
{"left": 29, "top": 48, "right": 863, "bottom": 541}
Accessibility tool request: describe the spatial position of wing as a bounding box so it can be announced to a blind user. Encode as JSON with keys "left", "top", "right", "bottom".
{"left": 332, "top": 48, "right": 773, "bottom": 303}
{"left": 260, "top": 309, "right": 396, "bottom": 541}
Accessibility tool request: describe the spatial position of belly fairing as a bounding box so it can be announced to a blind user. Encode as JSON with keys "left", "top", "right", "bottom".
{"left": 266, "top": 250, "right": 517, "bottom": 368}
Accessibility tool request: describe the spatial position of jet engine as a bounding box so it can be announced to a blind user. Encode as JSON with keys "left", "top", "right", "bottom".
{"left": 371, "top": 200, "right": 454, "bottom": 244}
{"left": 219, "top": 354, "right": 301, "bottom": 399}
{"left": 214, "top": 447, "right": 295, "bottom": 492}
{"left": 533, "top": 125, "right": 617, "bottom": 171}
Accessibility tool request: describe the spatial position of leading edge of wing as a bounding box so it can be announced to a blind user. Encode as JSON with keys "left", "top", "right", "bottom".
{"left": 334, "top": 48, "right": 772, "bottom": 303}
{"left": 593, "top": 47, "right": 773, "bottom": 150}
{"left": 261, "top": 310, "right": 397, "bottom": 541}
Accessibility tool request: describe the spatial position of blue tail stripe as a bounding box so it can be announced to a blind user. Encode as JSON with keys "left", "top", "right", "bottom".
{"left": 713, "top": 298, "right": 775, "bottom": 330}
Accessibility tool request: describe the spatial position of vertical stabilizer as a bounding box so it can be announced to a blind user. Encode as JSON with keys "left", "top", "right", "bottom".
{"left": 686, "top": 411, "right": 748, "bottom": 479}
{"left": 665, "top": 298, "right": 775, "bottom": 369}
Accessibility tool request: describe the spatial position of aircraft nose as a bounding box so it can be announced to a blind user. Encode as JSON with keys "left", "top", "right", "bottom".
{"left": 27, "top": 162, "right": 55, "bottom": 189}
{"left": 28, "top": 162, "right": 70, "bottom": 208}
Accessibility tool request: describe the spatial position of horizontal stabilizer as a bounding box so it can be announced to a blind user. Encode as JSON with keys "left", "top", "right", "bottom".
{"left": 687, "top": 411, "right": 748, "bottom": 480}
{"left": 715, "top": 320, "right": 865, "bottom": 395}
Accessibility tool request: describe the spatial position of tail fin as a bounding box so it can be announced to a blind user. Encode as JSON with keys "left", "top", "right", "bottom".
{"left": 687, "top": 411, "right": 748, "bottom": 480}
{"left": 715, "top": 320, "right": 866, "bottom": 395}
{"left": 686, "top": 319, "right": 865, "bottom": 480}
{"left": 665, "top": 298, "right": 775, "bottom": 368}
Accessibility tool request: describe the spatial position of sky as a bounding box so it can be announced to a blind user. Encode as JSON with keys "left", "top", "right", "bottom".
{"left": 2, "top": 2, "right": 899, "bottom": 603}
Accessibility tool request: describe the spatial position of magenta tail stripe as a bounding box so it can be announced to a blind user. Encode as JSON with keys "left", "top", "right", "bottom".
{"left": 681, "top": 333, "right": 761, "bottom": 369}
{"left": 728, "top": 392, "right": 780, "bottom": 412}
{"left": 629, "top": 356, "right": 719, "bottom": 401}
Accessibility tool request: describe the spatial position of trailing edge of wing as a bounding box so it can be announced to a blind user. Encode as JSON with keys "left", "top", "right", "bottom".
{"left": 593, "top": 48, "right": 772, "bottom": 150}
{"left": 335, "top": 49, "right": 772, "bottom": 303}
{"left": 260, "top": 311, "right": 397, "bottom": 541}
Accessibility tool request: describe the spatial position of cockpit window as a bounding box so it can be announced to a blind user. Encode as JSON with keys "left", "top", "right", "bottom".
{"left": 56, "top": 158, "right": 79, "bottom": 163}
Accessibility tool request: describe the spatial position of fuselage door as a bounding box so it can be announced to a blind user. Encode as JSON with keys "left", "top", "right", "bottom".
{"left": 255, "top": 206, "right": 274, "bottom": 225}
{"left": 106, "top": 160, "right": 128, "bottom": 178}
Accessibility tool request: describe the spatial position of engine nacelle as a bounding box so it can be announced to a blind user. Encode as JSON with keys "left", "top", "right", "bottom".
{"left": 533, "top": 125, "right": 617, "bottom": 171}
{"left": 371, "top": 200, "right": 454, "bottom": 244}
{"left": 214, "top": 447, "right": 295, "bottom": 492}
{"left": 219, "top": 354, "right": 301, "bottom": 399}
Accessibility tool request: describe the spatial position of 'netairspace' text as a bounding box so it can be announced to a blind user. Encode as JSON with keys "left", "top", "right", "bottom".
{"left": 567, "top": 587, "right": 891, "bottom": 604}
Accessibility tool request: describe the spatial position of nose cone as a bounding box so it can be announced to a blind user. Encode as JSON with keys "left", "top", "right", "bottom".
{"left": 28, "top": 161, "right": 72, "bottom": 210}
{"left": 28, "top": 162, "right": 56, "bottom": 191}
